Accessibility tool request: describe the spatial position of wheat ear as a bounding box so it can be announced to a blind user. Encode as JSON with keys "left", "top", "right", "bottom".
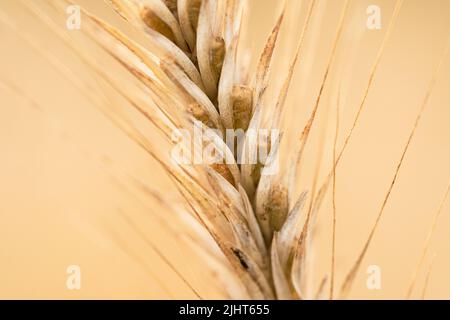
{"left": 71, "top": 0, "right": 342, "bottom": 299}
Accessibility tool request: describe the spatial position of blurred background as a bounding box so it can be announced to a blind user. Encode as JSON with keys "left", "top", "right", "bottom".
{"left": 0, "top": 0, "right": 449, "bottom": 299}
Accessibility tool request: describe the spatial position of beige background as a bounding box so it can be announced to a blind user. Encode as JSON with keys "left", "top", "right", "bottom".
{"left": 0, "top": 0, "right": 449, "bottom": 299}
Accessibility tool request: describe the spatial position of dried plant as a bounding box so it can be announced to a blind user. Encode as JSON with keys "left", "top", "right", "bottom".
{"left": 2, "top": 0, "right": 449, "bottom": 300}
